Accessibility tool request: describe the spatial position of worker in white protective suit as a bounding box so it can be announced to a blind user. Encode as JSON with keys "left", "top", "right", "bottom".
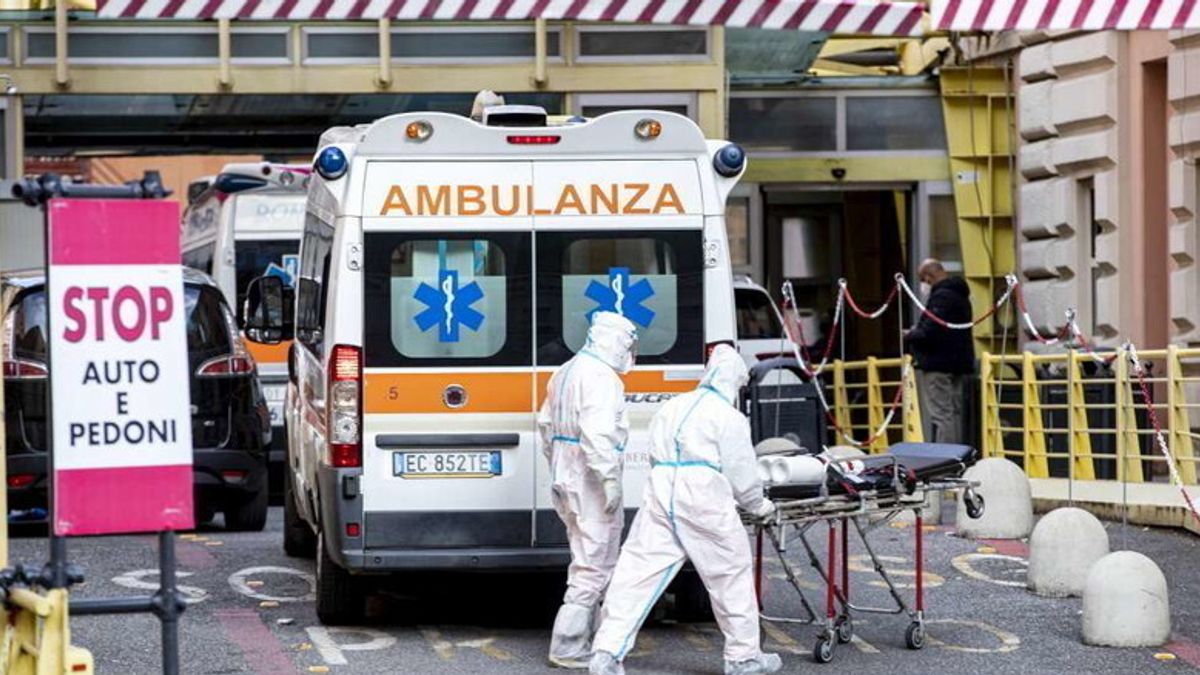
{"left": 589, "top": 344, "right": 781, "bottom": 675}
{"left": 540, "top": 311, "right": 639, "bottom": 669}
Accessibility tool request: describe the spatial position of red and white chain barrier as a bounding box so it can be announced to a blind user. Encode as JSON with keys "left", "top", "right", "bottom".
{"left": 1125, "top": 343, "right": 1200, "bottom": 529}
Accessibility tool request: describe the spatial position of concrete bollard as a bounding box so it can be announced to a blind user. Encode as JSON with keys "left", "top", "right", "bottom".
{"left": 954, "top": 458, "right": 1033, "bottom": 539}
{"left": 755, "top": 437, "right": 801, "bottom": 457}
{"left": 1082, "top": 551, "right": 1171, "bottom": 647}
{"left": 1027, "top": 508, "right": 1109, "bottom": 597}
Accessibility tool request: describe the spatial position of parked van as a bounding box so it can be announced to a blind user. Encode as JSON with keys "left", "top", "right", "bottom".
{"left": 182, "top": 163, "right": 309, "bottom": 470}
{"left": 244, "top": 105, "right": 746, "bottom": 623}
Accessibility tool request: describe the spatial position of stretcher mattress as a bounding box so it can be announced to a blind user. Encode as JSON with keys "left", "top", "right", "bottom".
{"left": 764, "top": 443, "right": 977, "bottom": 501}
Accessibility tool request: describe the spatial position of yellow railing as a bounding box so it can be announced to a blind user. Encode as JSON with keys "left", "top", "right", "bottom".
{"left": 978, "top": 347, "right": 1200, "bottom": 486}
{"left": 827, "top": 355, "right": 923, "bottom": 452}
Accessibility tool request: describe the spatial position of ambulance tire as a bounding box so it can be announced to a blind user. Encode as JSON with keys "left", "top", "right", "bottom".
{"left": 671, "top": 570, "right": 714, "bottom": 622}
{"left": 225, "top": 483, "right": 269, "bottom": 532}
{"left": 316, "top": 531, "right": 366, "bottom": 625}
{"left": 283, "top": 465, "right": 317, "bottom": 558}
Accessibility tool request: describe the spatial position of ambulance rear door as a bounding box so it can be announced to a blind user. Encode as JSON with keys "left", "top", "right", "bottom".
{"left": 358, "top": 160, "right": 539, "bottom": 551}
{"left": 530, "top": 159, "right": 708, "bottom": 546}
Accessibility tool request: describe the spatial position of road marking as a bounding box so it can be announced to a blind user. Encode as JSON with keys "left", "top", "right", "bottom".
{"left": 850, "top": 635, "right": 881, "bottom": 654}
{"left": 305, "top": 627, "right": 397, "bottom": 666}
{"left": 925, "top": 619, "right": 1021, "bottom": 654}
{"left": 847, "top": 554, "right": 945, "bottom": 590}
{"left": 760, "top": 622, "right": 801, "bottom": 654}
{"left": 950, "top": 553, "right": 1028, "bottom": 588}
{"left": 1165, "top": 636, "right": 1200, "bottom": 669}
{"left": 229, "top": 566, "right": 316, "bottom": 602}
{"left": 112, "top": 569, "right": 208, "bottom": 604}
{"left": 215, "top": 608, "right": 298, "bottom": 674}
{"left": 979, "top": 538, "right": 1029, "bottom": 558}
{"left": 765, "top": 572, "right": 821, "bottom": 591}
{"left": 419, "top": 628, "right": 512, "bottom": 662}
{"left": 627, "top": 633, "right": 658, "bottom": 658}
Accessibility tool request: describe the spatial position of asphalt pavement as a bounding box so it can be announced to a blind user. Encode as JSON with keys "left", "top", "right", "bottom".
{"left": 9, "top": 507, "right": 1200, "bottom": 674}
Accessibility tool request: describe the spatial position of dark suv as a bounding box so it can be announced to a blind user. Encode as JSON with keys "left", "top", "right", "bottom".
{"left": 2, "top": 267, "right": 272, "bottom": 530}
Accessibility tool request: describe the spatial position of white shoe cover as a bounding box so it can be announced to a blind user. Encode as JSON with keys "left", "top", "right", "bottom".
{"left": 724, "top": 652, "right": 782, "bottom": 675}
{"left": 550, "top": 603, "right": 594, "bottom": 668}
{"left": 588, "top": 651, "right": 626, "bottom": 675}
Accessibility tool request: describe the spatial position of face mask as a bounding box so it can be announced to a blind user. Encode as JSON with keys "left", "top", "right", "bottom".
{"left": 919, "top": 282, "right": 932, "bottom": 299}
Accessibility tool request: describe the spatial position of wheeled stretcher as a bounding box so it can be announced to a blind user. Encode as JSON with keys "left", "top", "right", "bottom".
{"left": 749, "top": 443, "right": 985, "bottom": 664}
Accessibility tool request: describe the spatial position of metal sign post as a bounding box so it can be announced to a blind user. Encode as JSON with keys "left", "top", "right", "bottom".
{"left": 12, "top": 173, "right": 188, "bottom": 675}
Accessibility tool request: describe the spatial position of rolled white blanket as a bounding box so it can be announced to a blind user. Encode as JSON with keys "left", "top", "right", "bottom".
{"left": 767, "top": 455, "right": 826, "bottom": 485}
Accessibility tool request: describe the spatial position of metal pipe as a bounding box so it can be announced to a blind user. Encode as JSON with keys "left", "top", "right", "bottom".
{"left": 218, "top": 18, "right": 232, "bottom": 89}
{"left": 159, "top": 531, "right": 182, "bottom": 675}
{"left": 533, "top": 18, "right": 547, "bottom": 86}
{"left": 54, "top": 0, "right": 68, "bottom": 87}
{"left": 70, "top": 597, "right": 156, "bottom": 615}
{"left": 377, "top": 19, "right": 391, "bottom": 89}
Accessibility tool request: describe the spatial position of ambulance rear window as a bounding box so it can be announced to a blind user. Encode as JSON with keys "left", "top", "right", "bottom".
{"left": 536, "top": 231, "right": 703, "bottom": 366}
{"left": 363, "top": 232, "right": 532, "bottom": 367}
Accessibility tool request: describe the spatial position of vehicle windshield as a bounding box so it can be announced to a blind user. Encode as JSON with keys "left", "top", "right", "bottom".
{"left": 735, "top": 287, "right": 784, "bottom": 340}
{"left": 4, "top": 289, "right": 48, "bottom": 362}
{"left": 235, "top": 239, "right": 299, "bottom": 326}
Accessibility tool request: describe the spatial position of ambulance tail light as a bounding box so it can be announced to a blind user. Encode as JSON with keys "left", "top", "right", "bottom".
{"left": 507, "top": 135, "right": 560, "bottom": 145}
{"left": 328, "top": 344, "right": 362, "bottom": 468}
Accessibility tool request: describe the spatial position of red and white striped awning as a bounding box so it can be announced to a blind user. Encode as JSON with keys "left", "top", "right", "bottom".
{"left": 95, "top": 0, "right": 927, "bottom": 35}
{"left": 933, "top": 0, "right": 1200, "bottom": 30}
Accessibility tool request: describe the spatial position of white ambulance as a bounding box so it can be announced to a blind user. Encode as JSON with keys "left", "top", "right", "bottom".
{"left": 181, "top": 162, "right": 309, "bottom": 462}
{"left": 243, "top": 105, "right": 746, "bottom": 624}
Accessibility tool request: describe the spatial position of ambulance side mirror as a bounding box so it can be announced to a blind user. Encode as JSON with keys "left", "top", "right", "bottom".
{"left": 244, "top": 276, "right": 294, "bottom": 344}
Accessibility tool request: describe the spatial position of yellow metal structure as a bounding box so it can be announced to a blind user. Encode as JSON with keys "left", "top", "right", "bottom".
{"left": 978, "top": 348, "right": 1199, "bottom": 486}
{"left": 938, "top": 66, "right": 1015, "bottom": 355}
{"left": 826, "top": 355, "right": 922, "bottom": 452}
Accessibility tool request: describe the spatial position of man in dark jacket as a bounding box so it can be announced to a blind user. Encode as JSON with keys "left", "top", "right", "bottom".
{"left": 905, "top": 259, "right": 975, "bottom": 444}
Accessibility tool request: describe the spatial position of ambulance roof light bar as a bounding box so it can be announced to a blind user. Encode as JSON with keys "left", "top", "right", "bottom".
{"left": 482, "top": 105, "right": 548, "bottom": 128}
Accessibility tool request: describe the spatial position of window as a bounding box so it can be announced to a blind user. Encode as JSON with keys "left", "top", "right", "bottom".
{"left": 929, "top": 195, "right": 961, "bottom": 269}
{"left": 536, "top": 231, "right": 703, "bottom": 366}
{"left": 726, "top": 197, "right": 751, "bottom": 269}
{"left": 185, "top": 285, "right": 234, "bottom": 365}
{"left": 182, "top": 244, "right": 216, "bottom": 277}
{"left": 577, "top": 28, "right": 707, "bottom": 60}
{"left": 0, "top": 29, "right": 10, "bottom": 64}
{"left": 735, "top": 288, "right": 783, "bottom": 340}
{"left": 729, "top": 96, "right": 837, "bottom": 152}
{"left": 388, "top": 240, "right": 508, "bottom": 359}
{"left": 303, "top": 26, "right": 561, "bottom": 63}
{"left": 24, "top": 26, "right": 288, "bottom": 64}
{"left": 5, "top": 289, "right": 48, "bottom": 363}
{"left": 575, "top": 93, "right": 697, "bottom": 122}
{"left": 296, "top": 214, "right": 335, "bottom": 357}
{"left": 234, "top": 239, "right": 300, "bottom": 325}
{"left": 845, "top": 96, "right": 947, "bottom": 151}
{"left": 363, "top": 231, "right": 531, "bottom": 367}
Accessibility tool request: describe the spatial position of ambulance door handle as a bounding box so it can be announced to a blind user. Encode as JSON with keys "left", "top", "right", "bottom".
{"left": 376, "top": 433, "right": 520, "bottom": 448}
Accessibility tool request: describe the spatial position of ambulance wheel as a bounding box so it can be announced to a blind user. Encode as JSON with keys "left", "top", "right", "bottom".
{"left": 283, "top": 465, "right": 316, "bottom": 558}
{"left": 813, "top": 637, "right": 835, "bottom": 664}
{"left": 316, "top": 532, "right": 365, "bottom": 625}
{"left": 905, "top": 622, "right": 926, "bottom": 650}
{"left": 835, "top": 616, "right": 853, "bottom": 644}
{"left": 225, "top": 482, "right": 269, "bottom": 532}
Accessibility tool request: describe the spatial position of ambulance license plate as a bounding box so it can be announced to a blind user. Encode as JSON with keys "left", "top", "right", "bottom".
{"left": 394, "top": 451, "right": 502, "bottom": 478}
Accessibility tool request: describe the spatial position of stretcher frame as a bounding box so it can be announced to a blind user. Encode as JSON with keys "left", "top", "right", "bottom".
{"left": 749, "top": 455, "right": 983, "bottom": 664}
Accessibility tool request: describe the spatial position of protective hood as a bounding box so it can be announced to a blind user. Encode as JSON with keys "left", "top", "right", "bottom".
{"left": 701, "top": 344, "right": 749, "bottom": 404}
{"left": 584, "top": 311, "right": 638, "bottom": 374}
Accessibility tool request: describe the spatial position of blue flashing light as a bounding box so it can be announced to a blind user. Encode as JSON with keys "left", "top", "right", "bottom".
{"left": 713, "top": 144, "right": 746, "bottom": 178}
{"left": 315, "top": 146, "right": 348, "bottom": 181}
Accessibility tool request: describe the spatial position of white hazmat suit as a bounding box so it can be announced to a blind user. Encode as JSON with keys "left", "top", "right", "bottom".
{"left": 590, "top": 344, "right": 780, "bottom": 675}
{"left": 539, "top": 311, "right": 638, "bottom": 668}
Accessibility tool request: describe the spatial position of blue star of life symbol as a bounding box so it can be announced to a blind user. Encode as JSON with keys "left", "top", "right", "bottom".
{"left": 585, "top": 266, "right": 655, "bottom": 328}
{"left": 413, "top": 269, "right": 485, "bottom": 343}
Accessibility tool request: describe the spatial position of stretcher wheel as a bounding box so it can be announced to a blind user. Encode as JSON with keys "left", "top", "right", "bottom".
{"left": 813, "top": 637, "right": 835, "bottom": 664}
{"left": 834, "top": 616, "right": 853, "bottom": 644}
{"left": 905, "top": 621, "right": 926, "bottom": 650}
{"left": 964, "top": 491, "right": 986, "bottom": 520}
